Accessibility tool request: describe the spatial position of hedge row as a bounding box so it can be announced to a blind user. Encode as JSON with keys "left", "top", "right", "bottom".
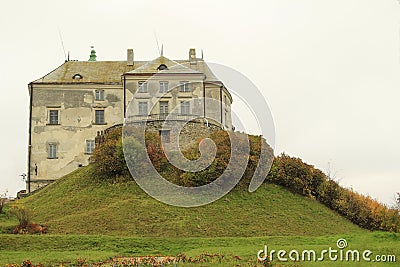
{"left": 91, "top": 127, "right": 400, "bottom": 232}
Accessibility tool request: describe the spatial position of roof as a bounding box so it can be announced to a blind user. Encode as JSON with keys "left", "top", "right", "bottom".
{"left": 31, "top": 56, "right": 220, "bottom": 84}
{"left": 178, "top": 60, "right": 220, "bottom": 82}
{"left": 31, "top": 61, "right": 138, "bottom": 84}
{"left": 125, "top": 56, "right": 203, "bottom": 75}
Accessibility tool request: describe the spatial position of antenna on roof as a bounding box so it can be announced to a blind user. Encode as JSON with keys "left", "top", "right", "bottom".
{"left": 58, "top": 26, "right": 67, "bottom": 62}
{"left": 153, "top": 29, "right": 161, "bottom": 56}
{"left": 161, "top": 44, "right": 164, "bottom": 56}
{"left": 201, "top": 49, "right": 204, "bottom": 59}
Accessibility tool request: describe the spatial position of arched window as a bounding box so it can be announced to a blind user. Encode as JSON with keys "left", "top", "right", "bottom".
{"left": 72, "top": 74, "right": 83, "bottom": 79}
{"left": 157, "top": 64, "right": 168, "bottom": 70}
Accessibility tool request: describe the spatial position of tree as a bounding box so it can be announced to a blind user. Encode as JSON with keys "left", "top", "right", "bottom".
{"left": 0, "top": 190, "right": 8, "bottom": 214}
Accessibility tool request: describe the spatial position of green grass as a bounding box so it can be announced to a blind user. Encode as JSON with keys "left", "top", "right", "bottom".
{"left": 0, "top": 232, "right": 398, "bottom": 266}
{"left": 6, "top": 166, "right": 364, "bottom": 237}
{"left": 1, "top": 166, "right": 397, "bottom": 266}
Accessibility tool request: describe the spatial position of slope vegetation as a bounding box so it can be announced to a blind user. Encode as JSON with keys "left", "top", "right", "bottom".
{"left": 18, "top": 166, "right": 363, "bottom": 237}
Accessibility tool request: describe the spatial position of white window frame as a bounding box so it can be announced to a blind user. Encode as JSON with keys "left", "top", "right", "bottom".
{"left": 180, "top": 81, "right": 190, "bottom": 92}
{"left": 159, "top": 101, "right": 169, "bottom": 115}
{"left": 138, "top": 81, "right": 148, "bottom": 93}
{"left": 95, "top": 90, "right": 105, "bottom": 101}
{"left": 48, "top": 143, "right": 57, "bottom": 159}
{"left": 85, "top": 140, "right": 95, "bottom": 154}
{"left": 94, "top": 109, "right": 105, "bottom": 124}
{"left": 181, "top": 101, "right": 190, "bottom": 115}
{"left": 48, "top": 109, "right": 60, "bottom": 125}
{"left": 159, "top": 81, "right": 169, "bottom": 93}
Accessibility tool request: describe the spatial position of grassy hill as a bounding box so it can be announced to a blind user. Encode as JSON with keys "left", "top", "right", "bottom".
{"left": 14, "top": 165, "right": 363, "bottom": 237}
{"left": 2, "top": 129, "right": 400, "bottom": 266}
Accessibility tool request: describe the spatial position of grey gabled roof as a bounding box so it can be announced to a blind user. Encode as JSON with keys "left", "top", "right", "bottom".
{"left": 125, "top": 56, "right": 203, "bottom": 75}
{"left": 31, "top": 61, "right": 138, "bottom": 84}
{"left": 31, "top": 56, "right": 220, "bottom": 84}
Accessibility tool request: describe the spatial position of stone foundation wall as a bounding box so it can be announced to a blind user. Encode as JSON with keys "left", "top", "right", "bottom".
{"left": 96, "top": 119, "right": 224, "bottom": 151}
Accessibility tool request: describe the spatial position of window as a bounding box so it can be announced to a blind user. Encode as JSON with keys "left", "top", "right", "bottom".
{"left": 138, "top": 81, "right": 148, "bottom": 93}
{"left": 181, "top": 101, "right": 190, "bottom": 115}
{"left": 138, "top": 102, "right": 148, "bottom": 115}
{"left": 158, "top": 64, "right": 168, "bottom": 70}
{"left": 85, "top": 140, "right": 95, "bottom": 154}
{"left": 159, "top": 130, "right": 170, "bottom": 143}
{"left": 95, "top": 110, "right": 105, "bottom": 124}
{"left": 159, "top": 81, "right": 169, "bottom": 93}
{"left": 72, "top": 74, "right": 83, "bottom": 79}
{"left": 95, "top": 90, "right": 104, "bottom": 101}
{"left": 159, "top": 101, "right": 169, "bottom": 115}
{"left": 48, "top": 143, "right": 57, "bottom": 159}
{"left": 180, "top": 81, "right": 190, "bottom": 92}
{"left": 48, "top": 110, "right": 59, "bottom": 125}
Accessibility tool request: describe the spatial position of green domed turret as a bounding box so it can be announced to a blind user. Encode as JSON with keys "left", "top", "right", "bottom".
{"left": 89, "top": 46, "right": 97, "bottom": 61}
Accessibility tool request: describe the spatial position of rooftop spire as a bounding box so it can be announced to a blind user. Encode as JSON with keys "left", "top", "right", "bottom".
{"left": 89, "top": 46, "right": 97, "bottom": 61}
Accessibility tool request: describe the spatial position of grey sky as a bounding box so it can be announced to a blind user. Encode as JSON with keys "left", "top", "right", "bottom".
{"left": 0, "top": 0, "right": 399, "bottom": 205}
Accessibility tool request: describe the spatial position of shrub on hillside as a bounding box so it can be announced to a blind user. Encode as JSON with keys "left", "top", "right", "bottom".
{"left": 91, "top": 127, "right": 129, "bottom": 181}
{"left": 0, "top": 190, "right": 7, "bottom": 214}
{"left": 90, "top": 126, "right": 271, "bottom": 189}
{"left": 91, "top": 126, "right": 400, "bottom": 232}
{"left": 9, "top": 204, "right": 31, "bottom": 228}
{"left": 8, "top": 204, "right": 48, "bottom": 234}
{"left": 268, "top": 154, "right": 400, "bottom": 232}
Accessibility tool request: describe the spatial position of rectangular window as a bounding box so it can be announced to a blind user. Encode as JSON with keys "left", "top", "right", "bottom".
{"left": 138, "top": 102, "right": 148, "bottom": 116}
{"left": 159, "top": 130, "right": 170, "bottom": 143}
{"left": 159, "top": 81, "right": 169, "bottom": 93}
{"left": 85, "top": 140, "right": 95, "bottom": 154}
{"left": 180, "top": 81, "right": 190, "bottom": 92}
{"left": 138, "top": 81, "right": 148, "bottom": 93}
{"left": 95, "top": 90, "right": 104, "bottom": 101}
{"left": 159, "top": 101, "right": 169, "bottom": 115}
{"left": 181, "top": 101, "right": 190, "bottom": 115}
{"left": 48, "top": 144, "right": 57, "bottom": 159}
{"left": 95, "top": 110, "right": 105, "bottom": 124}
{"left": 48, "top": 110, "right": 59, "bottom": 125}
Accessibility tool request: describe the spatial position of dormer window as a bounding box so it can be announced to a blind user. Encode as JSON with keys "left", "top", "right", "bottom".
{"left": 72, "top": 74, "right": 83, "bottom": 79}
{"left": 157, "top": 64, "right": 168, "bottom": 71}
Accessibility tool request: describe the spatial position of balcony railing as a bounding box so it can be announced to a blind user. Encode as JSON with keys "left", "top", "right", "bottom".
{"left": 126, "top": 113, "right": 201, "bottom": 122}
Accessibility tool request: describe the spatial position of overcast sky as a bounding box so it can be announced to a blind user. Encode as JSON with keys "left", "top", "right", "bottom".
{"left": 0, "top": 0, "right": 399, "bottom": 206}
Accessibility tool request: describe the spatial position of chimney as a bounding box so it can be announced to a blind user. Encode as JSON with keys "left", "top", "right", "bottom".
{"left": 127, "top": 49, "right": 134, "bottom": 66}
{"left": 189, "top": 48, "right": 197, "bottom": 65}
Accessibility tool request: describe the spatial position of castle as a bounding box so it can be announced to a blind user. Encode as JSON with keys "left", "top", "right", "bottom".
{"left": 27, "top": 48, "right": 233, "bottom": 192}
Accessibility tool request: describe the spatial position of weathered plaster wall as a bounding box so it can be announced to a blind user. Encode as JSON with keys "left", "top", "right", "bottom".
{"left": 29, "top": 84, "right": 124, "bottom": 189}
{"left": 125, "top": 76, "right": 232, "bottom": 130}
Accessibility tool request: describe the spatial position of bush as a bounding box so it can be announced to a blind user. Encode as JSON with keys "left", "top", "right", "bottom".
{"left": 8, "top": 204, "right": 48, "bottom": 234}
{"left": 91, "top": 127, "right": 129, "bottom": 181}
{"left": 90, "top": 126, "right": 274, "bottom": 189}
{"left": 9, "top": 204, "right": 32, "bottom": 228}
{"left": 267, "top": 154, "right": 400, "bottom": 232}
{"left": 91, "top": 126, "right": 400, "bottom": 232}
{"left": 0, "top": 190, "right": 8, "bottom": 214}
